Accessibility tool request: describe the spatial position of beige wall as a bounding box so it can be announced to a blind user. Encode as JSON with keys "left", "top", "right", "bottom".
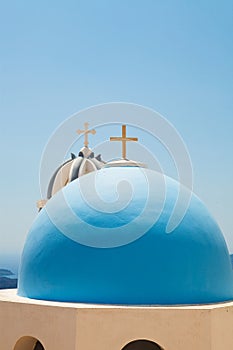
{"left": 76, "top": 307, "right": 211, "bottom": 350}
{"left": 211, "top": 303, "right": 233, "bottom": 350}
{"left": 0, "top": 292, "right": 77, "bottom": 350}
{"left": 0, "top": 290, "right": 233, "bottom": 350}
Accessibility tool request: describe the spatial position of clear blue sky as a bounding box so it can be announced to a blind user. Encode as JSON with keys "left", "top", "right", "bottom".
{"left": 0, "top": 0, "right": 232, "bottom": 270}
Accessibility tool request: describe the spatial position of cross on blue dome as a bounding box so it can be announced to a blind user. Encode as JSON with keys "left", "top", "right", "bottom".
{"left": 18, "top": 124, "right": 233, "bottom": 305}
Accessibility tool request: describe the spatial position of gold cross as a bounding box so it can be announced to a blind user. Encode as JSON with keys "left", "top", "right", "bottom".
{"left": 77, "top": 122, "right": 96, "bottom": 147}
{"left": 110, "top": 125, "right": 138, "bottom": 159}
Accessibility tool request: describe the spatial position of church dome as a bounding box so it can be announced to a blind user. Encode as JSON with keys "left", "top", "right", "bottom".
{"left": 18, "top": 166, "right": 233, "bottom": 305}
{"left": 46, "top": 147, "right": 105, "bottom": 200}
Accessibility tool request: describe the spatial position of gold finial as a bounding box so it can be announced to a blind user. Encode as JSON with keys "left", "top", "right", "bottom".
{"left": 110, "top": 125, "right": 138, "bottom": 159}
{"left": 36, "top": 199, "right": 47, "bottom": 211}
{"left": 77, "top": 122, "right": 96, "bottom": 147}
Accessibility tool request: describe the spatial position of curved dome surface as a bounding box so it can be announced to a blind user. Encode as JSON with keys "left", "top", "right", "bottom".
{"left": 47, "top": 147, "right": 105, "bottom": 199}
{"left": 18, "top": 167, "right": 233, "bottom": 305}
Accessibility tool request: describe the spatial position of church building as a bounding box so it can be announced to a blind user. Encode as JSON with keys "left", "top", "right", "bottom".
{"left": 1, "top": 123, "right": 233, "bottom": 350}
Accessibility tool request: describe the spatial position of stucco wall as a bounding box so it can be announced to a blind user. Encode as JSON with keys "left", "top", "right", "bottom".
{"left": 0, "top": 290, "right": 232, "bottom": 350}
{"left": 0, "top": 291, "right": 77, "bottom": 350}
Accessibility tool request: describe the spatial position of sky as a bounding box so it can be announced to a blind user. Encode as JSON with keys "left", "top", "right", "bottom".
{"left": 0, "top": 0, "right": 232, "bottom": 271}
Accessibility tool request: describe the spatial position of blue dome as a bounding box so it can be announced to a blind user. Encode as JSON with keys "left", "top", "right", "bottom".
{"left": 18, "top": 167, "right": 233, "bottom": 304}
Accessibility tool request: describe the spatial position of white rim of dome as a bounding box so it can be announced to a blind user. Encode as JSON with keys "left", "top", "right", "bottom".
{"left": 105, "top": 159, "right": 147, "bottom": 168}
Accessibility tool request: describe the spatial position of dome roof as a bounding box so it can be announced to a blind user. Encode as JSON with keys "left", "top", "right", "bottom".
{"left": 18, "top": 167, "right": 233, "bottom": 305}
{"left": 47, "top": 147, "right": 105, "bottom": 199}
